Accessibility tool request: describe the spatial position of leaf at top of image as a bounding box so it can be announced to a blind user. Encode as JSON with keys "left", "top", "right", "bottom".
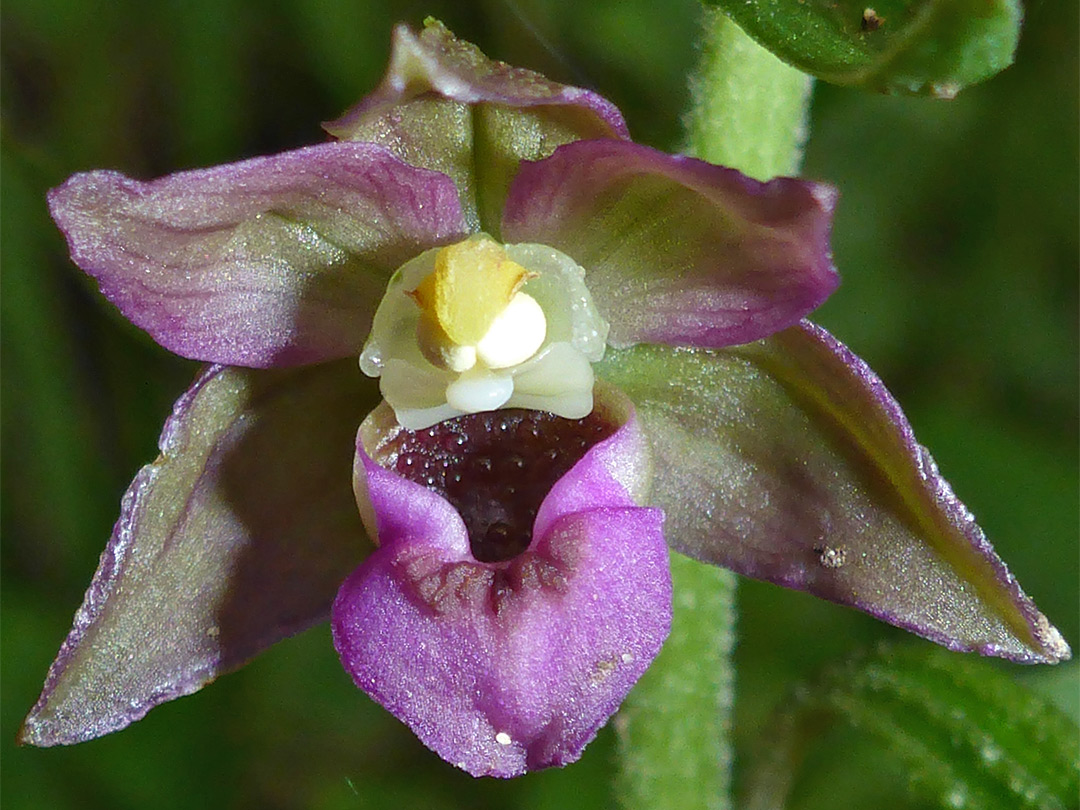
{"left": 706, "top": 0, "right": 1022, "bottom": 98}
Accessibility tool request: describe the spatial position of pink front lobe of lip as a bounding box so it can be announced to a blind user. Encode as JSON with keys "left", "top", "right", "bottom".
{"left": 333, "top": 412, "right": 670, "bottom": 776}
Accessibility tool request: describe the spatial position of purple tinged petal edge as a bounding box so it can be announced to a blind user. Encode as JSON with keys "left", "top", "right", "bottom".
{"left": 795, "top": 322, "right": 1071, "bottom": 663}
{"left": 502, "top": 140, "right": 839, "bottom": 349}
{"left": 20, "top": 361, "right": 375, "bottom": 746}
{"left": 19, "top": 367, "right": 224, "bottom": 746}
{"left": 323, "top": 21, "right": 629, "bottom": 141}
{"left": 49, "top": 141, "right": 469, "bottom": 368}
{"left": 597, "top": 326, "right": 1070, "bottom": 665}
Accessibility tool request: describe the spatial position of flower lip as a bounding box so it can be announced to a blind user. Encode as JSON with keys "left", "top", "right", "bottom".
{"left": 374, "top": 408, "right": 619, "bottom": 563}
{"left": 356, "top": 370, "right": 650, "bottom": 563}
{"left": 338, "top": 383, "right": 669, "bottom": 776}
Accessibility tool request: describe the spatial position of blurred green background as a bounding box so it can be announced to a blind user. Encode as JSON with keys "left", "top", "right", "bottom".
{"left": 2, "top": 1, "right": 1076, "bottom": 808}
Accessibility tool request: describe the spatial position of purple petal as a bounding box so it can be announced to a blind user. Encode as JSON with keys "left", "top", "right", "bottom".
{"left": 323, "top": 21, "right": 628, "bottom": 233}
{"left": 324, "top": 20, "right": 627, "bottom": 142}
{"left": 334, "top": 406, "right": 670, "bottom": 777}
{"left": 20, "top": 361, "right": 378, "bottom": 747}
{"left": 49, "top": 141, "right": 468, "bottom": 368}
{"left": 595, "top": 325, "right": 1071, "bottom": 664}
{"left": 532, "top": 384, "right": 654, "bottom": 535}
{"left": 502, "top": 140, "right": 839, "bottom": 349}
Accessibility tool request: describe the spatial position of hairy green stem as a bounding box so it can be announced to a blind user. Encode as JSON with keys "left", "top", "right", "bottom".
{"left": 614, "top": 554, "right": 737, "bottom": 810}
{"left": 614, "top": 8, "right": 814, "bottom": 810}
{"left": 686, "top": 7, "right": 813, "bottom": 179}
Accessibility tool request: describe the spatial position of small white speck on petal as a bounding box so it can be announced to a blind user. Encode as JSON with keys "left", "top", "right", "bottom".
{"left": 495, "top": 732, "right": 512, "bottom": 746}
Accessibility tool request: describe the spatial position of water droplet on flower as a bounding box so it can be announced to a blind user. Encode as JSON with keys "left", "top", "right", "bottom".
{"left": 815, "top": 545, "right": 847, "bottom": 569}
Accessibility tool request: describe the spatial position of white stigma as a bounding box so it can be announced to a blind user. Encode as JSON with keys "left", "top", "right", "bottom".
{"left": 476, "top": 291, "right": 546, "bottom": 369}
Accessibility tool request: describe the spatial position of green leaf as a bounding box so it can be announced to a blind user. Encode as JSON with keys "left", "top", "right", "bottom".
{"left": 705, "top": 0, "right": 1022, "bottom": 98}
{"left": 744, "top": 643, "right": 1080, "bottom": 810}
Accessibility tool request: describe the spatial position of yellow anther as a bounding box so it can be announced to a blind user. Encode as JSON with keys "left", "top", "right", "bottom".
{"left": 409, "top": 236, "right": 535, "bottom": 346}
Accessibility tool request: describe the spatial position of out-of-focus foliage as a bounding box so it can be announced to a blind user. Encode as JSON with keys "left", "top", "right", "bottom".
{"left": 2, "top": 1, "right": 1075, "bottom": 809}
{"left": 743, "top": 643, "right": 1079, "bottom": 810}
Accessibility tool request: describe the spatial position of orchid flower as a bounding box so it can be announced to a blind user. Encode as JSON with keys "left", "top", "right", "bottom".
{"left": 21, "top": 20, "right": 1069, "bottom": 779}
